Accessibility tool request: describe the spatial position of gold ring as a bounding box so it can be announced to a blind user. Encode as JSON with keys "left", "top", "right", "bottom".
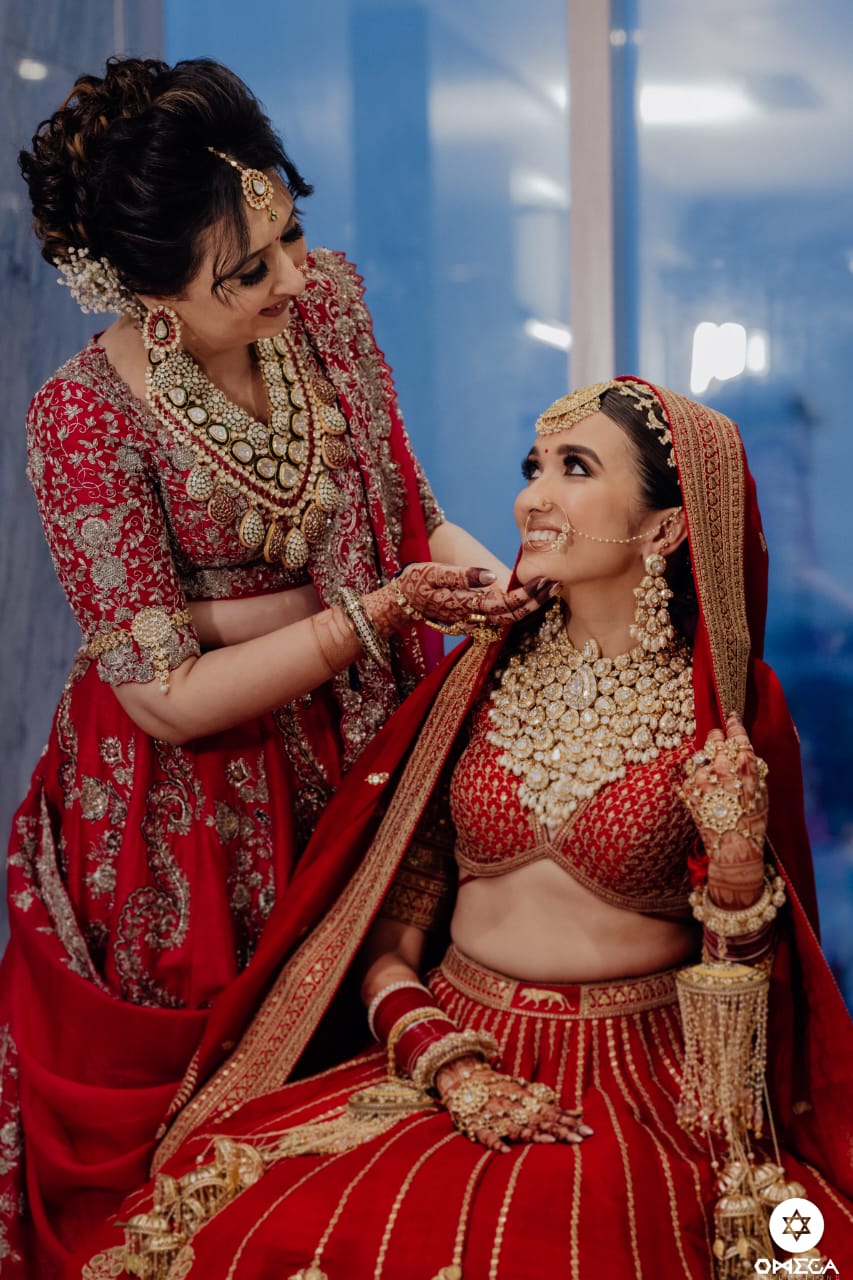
{"left": 468, "top": 612, "right": 488, "bottom": 624}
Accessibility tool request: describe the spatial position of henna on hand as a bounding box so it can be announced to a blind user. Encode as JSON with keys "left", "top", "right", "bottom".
{"left": 436, "top": 1058, "right": 593, "bottom": 1154}
{"left": 681, "top": 711, "right": 768, "bottom": 909}
{"left": 363, "top": 562, "right": 557, "bottom": 639}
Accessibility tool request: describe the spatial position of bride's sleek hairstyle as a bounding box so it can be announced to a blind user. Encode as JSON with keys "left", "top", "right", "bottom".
{"left": 19, "top": 56, "right": 313, "bottom": 299}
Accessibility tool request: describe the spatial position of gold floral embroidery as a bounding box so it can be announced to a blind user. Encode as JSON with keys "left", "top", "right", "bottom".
{"left": 88, "top": 606, "right": 194, "bottom": 691}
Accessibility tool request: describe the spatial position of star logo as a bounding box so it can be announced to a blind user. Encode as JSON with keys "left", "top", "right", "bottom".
{"left": 769, "top": 1197, "right": 825, "bottom": 1253}
{"left": 781, "top": 1209, "right": 811, "bottom": 1243}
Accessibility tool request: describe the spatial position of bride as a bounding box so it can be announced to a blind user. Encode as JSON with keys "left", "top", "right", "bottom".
{"left": 76, "top": 379, "right": 853, "bottom": 1279}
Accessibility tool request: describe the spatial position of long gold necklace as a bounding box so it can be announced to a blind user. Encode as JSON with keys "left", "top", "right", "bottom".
{"left": 144, "top": 325, "right": 351, "bottom": 569}
{"left": 487, "top": 602, "right": 695, "bottom": 830}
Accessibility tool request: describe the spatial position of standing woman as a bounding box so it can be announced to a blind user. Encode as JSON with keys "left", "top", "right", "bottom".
{"left": 0, "top": 56, "right": 542, "bottom": 1275}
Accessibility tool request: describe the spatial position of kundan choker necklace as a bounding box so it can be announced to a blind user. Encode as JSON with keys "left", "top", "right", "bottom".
{"left": 143, "top": 319, "right": 350, "bottom": 569}
{"left": 487, "top": 602, "right": 695, "bottom": 830}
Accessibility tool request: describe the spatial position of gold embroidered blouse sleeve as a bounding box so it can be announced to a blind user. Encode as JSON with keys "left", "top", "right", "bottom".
{"left": 26, "top": 375, "right": 201, "bottom": 687}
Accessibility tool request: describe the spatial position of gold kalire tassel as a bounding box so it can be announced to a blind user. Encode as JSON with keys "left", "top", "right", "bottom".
{"left": 676, "top": 961, "right": 774, "bottom": 1277}
{"left": 122, "top": 1137, "right": 264, "bottom": 1278}
{"left": 122, "top": 1083, "right": 433, "bottom": 1279}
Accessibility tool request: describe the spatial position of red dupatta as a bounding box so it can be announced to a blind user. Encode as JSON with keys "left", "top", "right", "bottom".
{"left": 154, "top": 381, "right": 853, "bottom": 1196}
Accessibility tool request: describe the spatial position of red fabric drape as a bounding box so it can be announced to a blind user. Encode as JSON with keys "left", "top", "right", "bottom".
{"left": 153, "top": 380, "right": 853, "bottom": 1202}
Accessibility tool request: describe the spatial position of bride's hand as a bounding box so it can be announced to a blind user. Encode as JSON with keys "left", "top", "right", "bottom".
{"left": 365, "top": 564, "right": 556, "bottom": 636}
{"left": 681, "top": 711, "right": 768, "bottom": 908}
{"left": 435, "top": 1055, "right": 593, "bottom": 1154}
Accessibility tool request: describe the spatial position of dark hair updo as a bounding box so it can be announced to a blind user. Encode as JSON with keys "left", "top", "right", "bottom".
{"left": 600, "top": 384, "right": 697, "bottom": 640}
{"left": 19, "top": 56, "right": 313, "bottom": 299}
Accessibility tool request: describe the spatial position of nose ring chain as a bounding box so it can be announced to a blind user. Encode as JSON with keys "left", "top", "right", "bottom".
{"left": 524, "top": 503, "right": 682, "bottom": 550}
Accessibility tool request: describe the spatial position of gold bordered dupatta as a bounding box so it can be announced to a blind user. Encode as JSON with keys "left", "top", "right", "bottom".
{"left": 154, "top": 639, "right": 497, "bottom": 1169}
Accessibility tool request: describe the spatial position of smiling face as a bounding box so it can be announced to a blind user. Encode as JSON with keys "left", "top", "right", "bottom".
{"left": 141, "top": 172, "right": 308, "bottom": 358}
{"left": 514, "top": 410, "right": 680, "bottom": 610}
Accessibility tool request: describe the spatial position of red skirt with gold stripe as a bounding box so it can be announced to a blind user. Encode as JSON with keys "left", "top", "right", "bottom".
{"left": 75, "top": 947, "right": 853, "bottom": 1279}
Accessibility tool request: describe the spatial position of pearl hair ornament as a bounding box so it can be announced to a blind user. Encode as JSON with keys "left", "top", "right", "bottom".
{"left": 54, "top": 246, "right": 143, "bottom": 318}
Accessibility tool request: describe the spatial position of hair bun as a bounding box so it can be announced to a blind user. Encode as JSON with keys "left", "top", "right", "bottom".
{"left": 19, "top": 56, "right": 311, "bottom": 301}
{"left": 19, "top": 57, "right": 168, "bottom": 261}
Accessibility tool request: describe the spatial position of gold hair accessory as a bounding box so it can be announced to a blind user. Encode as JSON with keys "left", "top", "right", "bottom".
{"left": 535, "top": 378, "right": 676, "bottom": 466}
{"left": 54, "top": 246, "right": 142, "bottom": 318}
{"left": 535, "top": 382, "right": 610, "bottom": 435}
{"left": 207, "top": 147, "right": 279, "bottom": 220}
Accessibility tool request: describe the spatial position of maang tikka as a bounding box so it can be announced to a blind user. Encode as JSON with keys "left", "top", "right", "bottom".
{"left": 207, "top": 147, "right": 279, "bottom": 221}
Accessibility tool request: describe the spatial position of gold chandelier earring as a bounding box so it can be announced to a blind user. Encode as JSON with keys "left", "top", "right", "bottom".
{"left": 631, "top": 548, "right": 676, "bottom": 653}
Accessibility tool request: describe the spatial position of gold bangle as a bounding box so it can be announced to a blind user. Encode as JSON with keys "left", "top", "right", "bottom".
{"left": 409, "top": 1029, "right": 499, "bottom": 1091}
{"left": 386, "top": 1007, "right": 449, "bottom": 1078}
{"left": 366, "top": 981, "right": 431, "bottom": 1039}
{"left": 689, "top": 867, "right": 786, "bottom": 938}
{"left": 339, "top": 587, "right": 391, "bottom": 669}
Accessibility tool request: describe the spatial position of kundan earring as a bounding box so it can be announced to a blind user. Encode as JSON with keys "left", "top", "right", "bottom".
{"left": 631, "top": 552, "right": 676, "bottom": 653}
{"left": 142, "top": 305, "right": 182, "bottom": 357}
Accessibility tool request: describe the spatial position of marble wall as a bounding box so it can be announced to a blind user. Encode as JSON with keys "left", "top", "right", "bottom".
{"left": 0, "top": 1, "right": 163, "bottom": 939}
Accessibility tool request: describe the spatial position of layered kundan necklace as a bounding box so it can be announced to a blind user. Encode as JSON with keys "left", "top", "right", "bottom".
{"left": 144, "top": 321, "right": 350, "bottom": 570}
{"left": 487, "top": 602, "right": 695, "bottom": 831}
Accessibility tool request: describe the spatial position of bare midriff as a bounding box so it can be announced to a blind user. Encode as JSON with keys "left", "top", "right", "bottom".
{"left": 451, "top": 858, "right": 698, "bottom": 984}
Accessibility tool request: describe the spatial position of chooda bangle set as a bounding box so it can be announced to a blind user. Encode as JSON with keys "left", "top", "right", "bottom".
{"left": 368, "top": 982, "right": 498, "bottom": 1092}
{"left": 690, "top": 865, "right": 786, "bottom": 963}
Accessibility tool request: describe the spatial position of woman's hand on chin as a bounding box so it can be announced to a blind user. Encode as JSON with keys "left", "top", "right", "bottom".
{"left": 435, "top": 1055, "right": 593, "bottom": 1154}
{"left": 364, "top": 563, "right": 557, "bottom": 638}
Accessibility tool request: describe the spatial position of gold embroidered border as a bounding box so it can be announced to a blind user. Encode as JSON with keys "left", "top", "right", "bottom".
{"left": 154, "top": 642, "right": 489, "bottom": 1169}
{"left": 653, "top": 387, "right": 750, "bottom": 718}
{"left": 440, "top": 945, "right": 679, "bottom": 1019}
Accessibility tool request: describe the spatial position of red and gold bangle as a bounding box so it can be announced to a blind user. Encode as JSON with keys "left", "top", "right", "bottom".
{"left": 395, "top": 1016, "right": 458, "bottom": 1078}
{"left": 386, "top": 1009, "right": 455, "bottom": 1078}
{"left": 367, "top": 981, "right": 433, "bottom": 1041}
{"left": 703, "top": 918, "right": 775, "bottom": 963}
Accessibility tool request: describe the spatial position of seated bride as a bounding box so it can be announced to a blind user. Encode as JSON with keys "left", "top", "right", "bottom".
{"left": 77, "top": 379, "right": 853, "bottom": 1280}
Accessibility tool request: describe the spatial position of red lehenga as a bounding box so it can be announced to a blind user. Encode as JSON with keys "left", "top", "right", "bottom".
{"left": 73, "top": 384, "right": 853, "bottom": 1279}
{"left": 0, "top": 249, "right": 445, "bottom": 1275}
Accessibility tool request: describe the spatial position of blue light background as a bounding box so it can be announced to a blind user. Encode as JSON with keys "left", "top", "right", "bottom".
{"left": 167, "top": 0, "right": 853, "bottom": 1002}
{"left": 167, "top": 0, "right": 572, "bottom": 568}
